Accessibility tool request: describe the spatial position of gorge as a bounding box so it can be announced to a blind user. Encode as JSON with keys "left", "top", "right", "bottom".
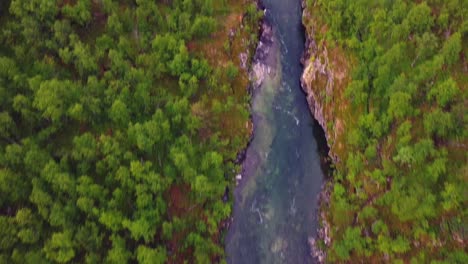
{"left": 225, "top": 0, "right": 328, "bottom": 263}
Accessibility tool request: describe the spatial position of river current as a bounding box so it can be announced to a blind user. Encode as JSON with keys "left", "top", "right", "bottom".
{"left": 225, "top": 0, "right": 325, "bottom": 263}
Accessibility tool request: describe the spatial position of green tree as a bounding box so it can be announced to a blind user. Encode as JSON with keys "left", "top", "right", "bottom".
{"left": 44, "top": 231, "right": 75, "bottom": 263}
{"left": 428, "top": 78, "right": 459, "bottom": 107}
{"left": 333, "top": 227, "right": 366, "bottom": 260}
{"left": 405, "top": 2, "right": 433, "bottom": 34}
{"left": 72, "top": 40, "right": 98, "bottom": 77}
{"left": 191, "top": 16, "right": 217, "bottom": 38}
{"left": 388, "top": 91, "right": 413, "bottom": 120}
{"left": 441, "top": 32, "right": 462, "bottom": 65}
{"left": 33, "top": 79, "right": 77, "bottom": 122}
{"left": 109, "top": 99, "right": 130, "bottom": 127}
{"left": 423, "top": 109, "right": 454, "bottom": 137}
{"left": 0, "top": 216, "right": 18, "bottom": 251}
{"left": 62, "top": 0, "right": 92, "bottom": 26}
{"left": 226, "top": 61, "right": 239, "bottom": 81}
{"left": 136, "top": 245, "right": 167, "bottom": 264}
{"left": 105, "top": 235, "right": 131, "bottom": 264}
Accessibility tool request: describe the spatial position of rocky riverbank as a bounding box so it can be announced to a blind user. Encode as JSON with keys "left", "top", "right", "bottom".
{"left": 300, "top": 0, "right": 350, "bottom": 262}
{"left": 235, "top": 3, "right": 277, "bottom": 168}
{"left": 300, "top": 2, "right": 341, "bottom": 164}
{"left": 227, "top": 0, "right": 326, "bottom": 262}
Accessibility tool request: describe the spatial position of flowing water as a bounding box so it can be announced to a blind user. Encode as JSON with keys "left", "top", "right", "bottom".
{"left": 225, "top": 0, "right": 325, "bottom": 263}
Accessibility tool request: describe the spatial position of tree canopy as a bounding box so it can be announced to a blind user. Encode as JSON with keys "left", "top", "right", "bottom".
{"left": 305, "top": 0, "right": 467, "bottom": 262}
{"left": 0, "top": 0, "right": 261, "bottom": 263}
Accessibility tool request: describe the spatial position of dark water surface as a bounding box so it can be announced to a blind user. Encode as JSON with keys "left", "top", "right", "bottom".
{"left": 225, "top": 0, "right": 325, "bottom": 263}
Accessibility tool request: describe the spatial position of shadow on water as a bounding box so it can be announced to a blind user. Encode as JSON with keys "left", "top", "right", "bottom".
{"left": 311, "top": 119, "right": 333, "bottom": 179}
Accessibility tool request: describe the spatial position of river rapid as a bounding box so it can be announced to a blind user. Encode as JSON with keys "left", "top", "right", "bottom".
{"left": 225, "top": 0, "right": 325, "bottom": 263}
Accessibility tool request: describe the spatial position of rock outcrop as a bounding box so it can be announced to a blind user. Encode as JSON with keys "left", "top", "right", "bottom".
{"left": 250, "top": 21, "right": 275, "bottom": 90}
{"left": 300, "top": 7, "right": 339, "bottom": 163}
{"left": 300, "top": 1, "right": 352, "bottom": 262}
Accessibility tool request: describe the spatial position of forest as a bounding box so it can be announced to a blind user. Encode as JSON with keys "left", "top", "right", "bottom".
{"left": 304, "top": 0, "right": 467, "bottom": 262}
{"left": 1, "top": 0, "right": 467, "bottom": 263}
{"left": 0, "top": 0, "right": 262, "bottom": 263}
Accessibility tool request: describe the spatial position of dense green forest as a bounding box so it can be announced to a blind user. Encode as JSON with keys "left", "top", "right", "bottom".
{"left": 0, "top": 0, "right": 261, "bottom": 263}
{"left": 305, "top": 0, "right": 467, "bottom": 262}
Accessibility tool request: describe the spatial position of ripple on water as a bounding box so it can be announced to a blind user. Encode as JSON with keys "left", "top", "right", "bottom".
{"left": 226, "top": 0, "right": 325, "bottom": 263}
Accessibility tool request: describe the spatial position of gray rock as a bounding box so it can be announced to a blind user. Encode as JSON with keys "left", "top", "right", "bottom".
{"left": 249, "top": 21, "right": 276, "bottom": 90}
{"left": 239, "top": 52, "right": 249, "bottom": 70}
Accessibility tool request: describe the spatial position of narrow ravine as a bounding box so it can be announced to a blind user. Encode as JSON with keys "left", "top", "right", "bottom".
{"left": 225, "top": 0, "right": 325, "bottom": 263}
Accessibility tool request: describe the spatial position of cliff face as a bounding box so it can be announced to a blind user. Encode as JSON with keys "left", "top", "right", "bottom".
{"left": 300, "top": 2, "right": 352, "bottom": 262}
{"left": 300, "top": 33, "right": 338, "bottom": 162}
{"left": 300, "top": 2, "right": 352, "bottom": 166}
{"left": 301, "top": 1, "right": 468, "bottom": 263}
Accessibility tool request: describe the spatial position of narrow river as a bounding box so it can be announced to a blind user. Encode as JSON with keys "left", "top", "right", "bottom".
{"left": 225, "top": 0, "right": 325, "bottom": 263}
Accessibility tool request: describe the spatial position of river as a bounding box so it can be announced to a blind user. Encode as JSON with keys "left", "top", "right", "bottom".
{"left": 225, "top": 0, "right": 325, "bottom": 263}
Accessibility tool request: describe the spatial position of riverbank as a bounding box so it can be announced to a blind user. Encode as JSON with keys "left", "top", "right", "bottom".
{"left": 300, "top": 0, "right": 352, "bottom": 262}
{"left": 226, "top": 0, "right": 325, "bottom": 263}
{"left": 301, "top": 1, "right": 467, "bottom": 262}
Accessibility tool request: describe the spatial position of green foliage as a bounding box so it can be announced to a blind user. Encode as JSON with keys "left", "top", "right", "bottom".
{"left": 441, "top": 32, "right": 462, "bottom": 65}
{"left": 109, "top": 99, "right": 130, "bottom": 127}
{"left": 191, "top": 16, "right": 217, "bottom": 38}
{"left": 43, "top": 232, "right": 75, "bottom": 263}
{"left": 310, "top": 0, "right": 467, "bottom": 262}
{"left": 388, "top": 91, "right": 412, "bottom": 120}
{"left": 0, "top": 0, "right": 254, "bottom": 263}
{"left": 427, "top": 78, "right": 459, "bottom": 107}
{"left": 405, "top": 2, "right": 433, "bottom": 34}
{"left": 136, "top": 246, "right": 167, "bottom": 264}
{"left": 62, "top": 0, "right": 92, "bottom": 26}
{"left": 226, "top": 61, "right": 239, "bottom": 81}
{"left": 423, "top": 109, "right": 455, "bottom": 137}
{"left": 333, "top": 227, "right": 366, "bottom": 260}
